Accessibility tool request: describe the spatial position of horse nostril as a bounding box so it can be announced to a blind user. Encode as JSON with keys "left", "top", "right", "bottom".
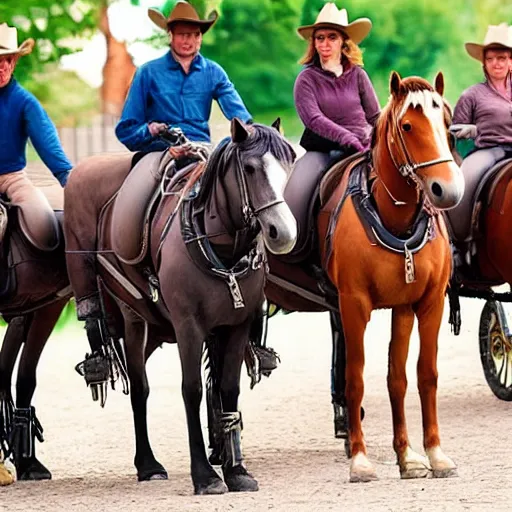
{"left": 268, "top": 225, "right": 278, "bottom": 240}
{"left": 431, "top": 182, "right": 443, "bottom": 198}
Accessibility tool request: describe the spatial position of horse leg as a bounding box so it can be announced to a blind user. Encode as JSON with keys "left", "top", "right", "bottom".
{"left": 416, "top": 296, "right": 457, "bottom": 478}
{"left": 176, "top": 326, "right": 227, "bottom": 495}
{"left": 388, "top": 306, "right": 430, "bottom": 479}
{"left": 121, "top": 308, "right": 167, "bottom": 481}
{"left": 0, "top": 316, "right": 32, "bottom": 442}
{"left": 11, "top": 299, "right": 67, "bottom": 480}
{"left": 214, "top": 322, "right": 258, "bottom": 492}
{"left": 340, "top": 295, "right": 377, "bottom": 482}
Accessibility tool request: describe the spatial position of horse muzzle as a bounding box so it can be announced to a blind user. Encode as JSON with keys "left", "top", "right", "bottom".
{"left": 421, "top": 163, "right": 465, "bottom": 210}
{"left": 257, "top": 203, "right": 297, "bottom": 255}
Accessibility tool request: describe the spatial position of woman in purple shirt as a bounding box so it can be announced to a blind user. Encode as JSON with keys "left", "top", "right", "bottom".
{"left": 293, "top": 4, "right": 380, "bottom": 438}
{"left": 294, "top": 3, "right": 380, "bottom": 166}
{"left": 448, "top": 24, "right": 512, "bottom": 244}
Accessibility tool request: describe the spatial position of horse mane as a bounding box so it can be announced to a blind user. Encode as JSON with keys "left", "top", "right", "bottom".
{"left": 196, "top": 123, "right": 296, "bottom": 205}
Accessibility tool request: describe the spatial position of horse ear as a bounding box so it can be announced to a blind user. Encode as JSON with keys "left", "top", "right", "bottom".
{"left": 231, "top": 117, "right": 250, "bottom": 143}
{"left": 390, "top": 71, "right": 401, "bottom": 97}
{"left": 271, "top": 117, "right": 282, "bottom": 134}
{"left": 434, "top": 72, "right": 445, "bottom": 96}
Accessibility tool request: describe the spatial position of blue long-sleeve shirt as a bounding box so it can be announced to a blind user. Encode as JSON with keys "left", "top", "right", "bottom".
{"left": 0, "top": 79, "right": 72, "bottom": 187}
{"left": 116, "top": 51, "right": 252, "bottom": 152}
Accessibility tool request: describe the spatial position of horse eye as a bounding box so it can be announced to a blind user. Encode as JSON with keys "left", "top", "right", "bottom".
{"left": 402, "top": 122, "right": 412, "bottom": 132}
{"left": 245, "top": 164, "right": 256, "bottom": 174}
{"left": 432, "top": 100, "right": 440, "bottom": 109}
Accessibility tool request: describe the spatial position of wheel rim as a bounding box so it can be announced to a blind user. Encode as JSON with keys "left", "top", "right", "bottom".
{"left": 488, "top": 310, "right": 512, "bottom": 389}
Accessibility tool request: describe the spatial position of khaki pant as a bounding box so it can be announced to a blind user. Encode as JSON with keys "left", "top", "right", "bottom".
{"left": 0, "top": 171, "right": 59, "bottom": 251}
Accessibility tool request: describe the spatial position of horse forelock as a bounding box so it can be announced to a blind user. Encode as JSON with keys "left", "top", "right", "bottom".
{"left": 374, "top": 78, "right": 444, "bottom": 149}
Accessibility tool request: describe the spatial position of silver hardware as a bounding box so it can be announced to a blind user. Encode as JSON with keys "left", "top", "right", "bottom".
{"left": 404, "top": 243, "right": 415, "bottom": 284}
{"left": 227, "top": 273, "right": 245, "bottom": 309}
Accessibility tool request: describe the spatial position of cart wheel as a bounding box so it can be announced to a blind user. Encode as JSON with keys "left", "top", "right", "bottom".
{"left": 479, "top": 300, "right": 512, "bottom": 401}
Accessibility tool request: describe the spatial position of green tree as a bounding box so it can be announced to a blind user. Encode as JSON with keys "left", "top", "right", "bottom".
{"left": 203, "top": 0, "right": 303, "bottom": 113}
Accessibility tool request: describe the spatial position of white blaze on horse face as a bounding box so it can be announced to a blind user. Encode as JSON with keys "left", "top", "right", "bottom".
{"left": 400, "top": 90, "right": 464, "bottom": 209}
{"left": 257, "top": 152, "right": 297, "bottom": 255}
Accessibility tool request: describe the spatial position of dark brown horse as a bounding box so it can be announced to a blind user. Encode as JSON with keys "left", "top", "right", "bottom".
{"left": 447, "top": 144, "right": 512, "bottom": 401}
{"left": 0, "top": 204, "right": 70, "bottom": 483}
{"left": 64, "top": 119, "right": 297, "bottom": 494}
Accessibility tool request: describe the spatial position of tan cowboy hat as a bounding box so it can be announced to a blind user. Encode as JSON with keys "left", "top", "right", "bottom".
{"left": 0, "top": 23, "right": 34, "bottom": 57}
{"left": 465, "top": 23, "right": 512, "bottom": 62}
{"left": 297, "top": 3, "right": 372, "bottom": 44}
{"left": 148, "top": 1, "right": 218, "bottom": 34}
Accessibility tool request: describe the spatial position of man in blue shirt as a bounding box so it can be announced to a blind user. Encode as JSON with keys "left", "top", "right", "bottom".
{"left": 0, "top": 23, "right": 72, "bottom": 252}
{"left": 115, "top": 1, "right": 252, "bottom": 156}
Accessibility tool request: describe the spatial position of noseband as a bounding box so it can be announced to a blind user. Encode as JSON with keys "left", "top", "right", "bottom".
{"left": 233, "top": 147, "right": 286, "bottom": 226}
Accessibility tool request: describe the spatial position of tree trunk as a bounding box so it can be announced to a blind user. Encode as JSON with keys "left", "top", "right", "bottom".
{"left": 99, "top": 5, "right": 136, "bottom": 116}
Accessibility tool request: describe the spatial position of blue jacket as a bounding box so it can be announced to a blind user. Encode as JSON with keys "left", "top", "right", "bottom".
{"left": 0, "top": 80, "right": 72, "bottom": 187}
{"left": 116, "top": 51, "right": 252, "bottom": 152}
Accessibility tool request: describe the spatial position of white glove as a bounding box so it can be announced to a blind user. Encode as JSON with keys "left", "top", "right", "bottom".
{"left": 449, "top": 124, "right": 477, "bottom": 139}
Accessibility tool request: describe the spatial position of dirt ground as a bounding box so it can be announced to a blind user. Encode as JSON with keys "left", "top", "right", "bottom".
{"left": 2, "top": 283, "right": 511, "bottom": 511}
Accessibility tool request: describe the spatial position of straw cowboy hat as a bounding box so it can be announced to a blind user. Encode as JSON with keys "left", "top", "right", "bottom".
{"left": 465, "top": 23, "right": 512, "bottom": 62}
{"left": 297, "top": 3, "right": 372, "bottom": 44}
{"left": 0, "top": 23, "right": 34, "bottom": 57}
{"left": 148, "top": 1, "right": 218, "bottom": 34}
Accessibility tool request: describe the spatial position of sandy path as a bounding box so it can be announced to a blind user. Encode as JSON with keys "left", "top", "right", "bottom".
{"left": 1, "top": 293, "right": 510, "bottom": 511}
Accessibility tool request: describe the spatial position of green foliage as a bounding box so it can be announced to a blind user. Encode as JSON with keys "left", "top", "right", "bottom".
{"left": 202, "top": 0, "right": 303, "bottom": 114}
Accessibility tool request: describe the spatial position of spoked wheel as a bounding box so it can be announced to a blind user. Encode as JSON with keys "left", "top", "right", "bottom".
{"left": 479, "top": 300, "right": 512, "bottom": 401}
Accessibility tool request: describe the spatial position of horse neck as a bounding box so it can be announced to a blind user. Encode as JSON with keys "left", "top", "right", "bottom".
{"left": 372, "top": 141, "right": 422, "bottom": 235}
{"left": 203, "top": 166, "right": 254, "bottom": 256}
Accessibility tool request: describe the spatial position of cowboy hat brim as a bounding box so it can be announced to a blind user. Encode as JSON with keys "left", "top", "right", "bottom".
{"left": 297, "top": 19, "right": 372, "bottom": 44}
{"left": 0, "top": 38, "right": 34, "bottom": 57}
{"left": 148, "top": 8, "right": 218, "bottom": 34}
{"left": 465, "top": 41, "right": 512, "bottom": 62}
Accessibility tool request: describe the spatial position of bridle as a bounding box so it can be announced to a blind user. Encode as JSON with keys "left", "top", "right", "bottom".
{"left": 375, "top": 102, "right": 454, "bottom": 206}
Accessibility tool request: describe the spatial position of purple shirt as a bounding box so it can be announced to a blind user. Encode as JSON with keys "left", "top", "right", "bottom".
{"left": 294, "top": 64, "right": 380, "bottom": 151}
{"left": 453, "top": 78, "right": 512, "bottom": 149}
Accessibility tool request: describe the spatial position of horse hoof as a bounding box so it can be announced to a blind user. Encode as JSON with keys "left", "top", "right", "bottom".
{"left": 433, "top": 467, "right": 458, "bottom": 479}
{"left": 0, "top": 463, "right": 15, "bottom": 486}
{"left": 349, "top": 453, "right": 378, "bottom": 483}
{"left": 400, "top": 465, "right": 431, "bottom": 479}
{"left": 224, "top": 466, "right": 259, "bottom": 492}
{"left": 17, "top": 458, "right": 52, "bottom": 481}
{"left": 194, "top": 477, "right": 228, "bottom": 495}
{"left": 399, "top": 448, "right": 432, "bottom": 480}
{"left": 137, "top": 463, "right": 168, "bottom": 482}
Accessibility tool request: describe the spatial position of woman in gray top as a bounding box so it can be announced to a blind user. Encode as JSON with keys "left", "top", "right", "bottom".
{"left": 448, "top": 24, "right": 512, "bottom": 243}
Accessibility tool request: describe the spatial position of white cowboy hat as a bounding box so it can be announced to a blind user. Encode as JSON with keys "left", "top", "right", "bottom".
{"left": 465, "top": 23, "right": 512, "bottom": 62}
{"left": 0, "top": 23, "right": 34, "bottom": 57}
{"left": 297, "top": 3, "right": 372, "bottom": 44}
{"left": 148, "top": 1, "right": 218, "bottom": 34}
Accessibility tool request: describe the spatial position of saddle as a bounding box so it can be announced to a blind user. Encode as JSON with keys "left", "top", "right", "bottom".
{"left": 278, "top": 151, "right": 362, "bottom": 264}
{"left": 0, "top": 198, "right": 66, "bottom": 305}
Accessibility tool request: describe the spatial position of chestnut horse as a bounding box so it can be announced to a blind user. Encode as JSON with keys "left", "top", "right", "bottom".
{"left": 0, "top": 206, "right": 70, "bottom": 482}
{"left": 64, "top": 120, "right": 297, "bottom": 494}
{"left": 317, "top": 72, "right": 464, "bottom": 482}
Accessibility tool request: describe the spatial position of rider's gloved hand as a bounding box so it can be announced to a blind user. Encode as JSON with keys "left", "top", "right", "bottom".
{"left": 148, "top": 122, "right": 168, "bottom": 137}
{"left": 346, "top": 136, "right": 365, "bottom": 153}
{"left": 450, "top": 124, "right": 477, "bottom": 140}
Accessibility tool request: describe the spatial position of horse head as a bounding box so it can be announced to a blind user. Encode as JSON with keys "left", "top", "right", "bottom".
{"left": 200, "top": 118, "right": 297, "bottom": 255}
{"left": 374, "top": 71, "right": 464, "bottom": 210}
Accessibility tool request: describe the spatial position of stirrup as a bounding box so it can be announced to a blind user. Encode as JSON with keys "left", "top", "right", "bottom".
{"left": 253, "top": 345, "right": 280, "bottom": 375}
{"left": 75, "top": 352, "right": 110, "bottom": 406}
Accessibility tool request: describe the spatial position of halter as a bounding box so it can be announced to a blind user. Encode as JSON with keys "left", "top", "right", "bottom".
{"left": 376, "top": 102, "right": 454, "bottom": 205}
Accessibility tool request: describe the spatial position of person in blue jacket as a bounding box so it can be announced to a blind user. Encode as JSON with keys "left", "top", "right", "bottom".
{"left": 116, "top": 1, "right": 252, "bottom": 158}
{"left": 0, "top": 23, "right": 72, "bottom": 251}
